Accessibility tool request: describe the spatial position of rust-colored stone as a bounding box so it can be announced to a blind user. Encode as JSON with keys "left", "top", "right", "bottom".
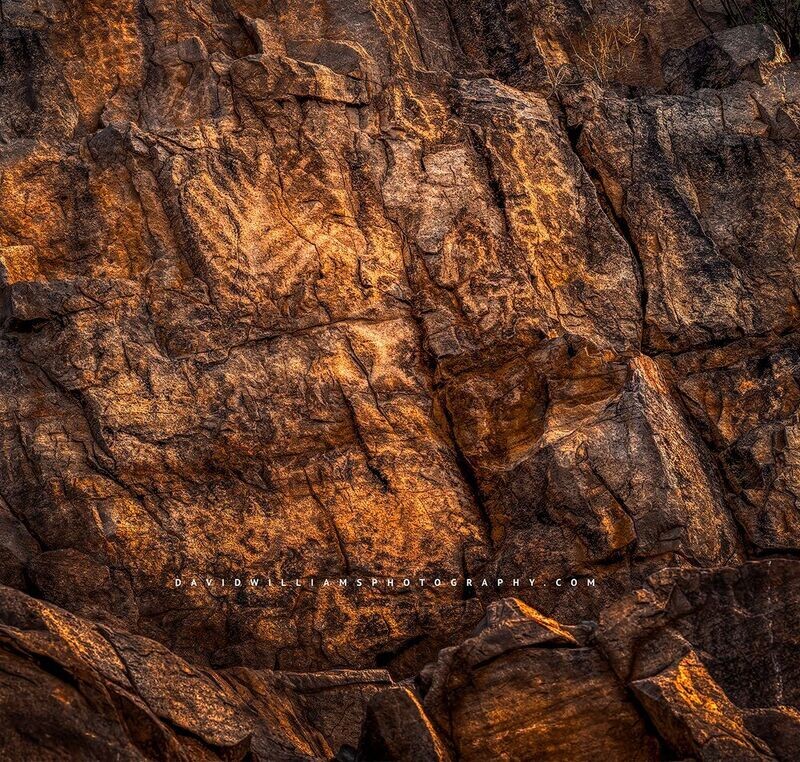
{"left": 1, "top": 0, "right": 799, "bottom": 757}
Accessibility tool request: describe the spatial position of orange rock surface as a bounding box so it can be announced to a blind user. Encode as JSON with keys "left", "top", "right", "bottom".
{"left": 1, "top": 0, "right": 799, "bottom": 758}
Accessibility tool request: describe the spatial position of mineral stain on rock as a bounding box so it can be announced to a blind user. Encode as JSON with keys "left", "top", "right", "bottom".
{"left": 0, "top": 0, "right": 799, "bottom": 759}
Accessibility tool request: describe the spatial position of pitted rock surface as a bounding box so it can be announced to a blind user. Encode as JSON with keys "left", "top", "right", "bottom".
{"left": 1, "top": 0, "right": 799, "bottom": 758}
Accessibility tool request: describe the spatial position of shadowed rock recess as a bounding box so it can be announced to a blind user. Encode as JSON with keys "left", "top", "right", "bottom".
{"left": 1, "top": 0, "right": 799, "bottom": 758}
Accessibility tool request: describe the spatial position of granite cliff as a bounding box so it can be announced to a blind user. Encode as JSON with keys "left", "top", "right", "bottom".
{"left": 1, "top": 0, "right": 799, "bottom": 758}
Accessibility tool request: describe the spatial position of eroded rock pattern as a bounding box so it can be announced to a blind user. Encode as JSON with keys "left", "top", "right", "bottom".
{"left": 1, "top": 0, "right": 799, "bottom": 758}
{"left": 356, "top": 563, "right": 800, "bottom": 761}
{"left": 3, "top": 564, "right": 798, "bottom": 760}
{"left": 0, "top": 585, "right": 391, "bottom": 759}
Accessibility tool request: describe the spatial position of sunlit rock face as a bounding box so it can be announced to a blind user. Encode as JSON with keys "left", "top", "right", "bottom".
{"left": 4, "top": 566, "right": 798, "bottom": 760}
{"left": 1, "top": 0, "right": 799, "bottom": 757}
{"left": 357, "top": 563, "right": 800, "bottom": 761}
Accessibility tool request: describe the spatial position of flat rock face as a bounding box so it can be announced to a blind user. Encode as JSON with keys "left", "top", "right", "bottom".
{"left": 1, "top": 0, "right": 799, "bottom": 757}
{"left": 411, "top": 599, "right": 656, "bottom": 762}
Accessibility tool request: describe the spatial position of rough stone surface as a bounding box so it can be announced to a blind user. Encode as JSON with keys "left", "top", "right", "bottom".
{"left": 1, "top": 0, "right": 799, "bottom": 758}
{"left": 0, "top": 585, "right": 389, "bottom": 760}
{"left": 599, "top": 560, "right": 800, "bottom": 761}
{"left": 356, "top": 565, "right": 800, "bottom": 760}
{"left": 662, "top": 24, "right": 790, "bottom": 93}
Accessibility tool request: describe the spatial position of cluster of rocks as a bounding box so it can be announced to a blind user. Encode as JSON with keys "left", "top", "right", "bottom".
{"left": 3, "top": 560, "right": 799, "bottom": 759}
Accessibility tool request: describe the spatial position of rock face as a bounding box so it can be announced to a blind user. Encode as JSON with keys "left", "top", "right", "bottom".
{"left": 0, "top": 585, "right": 391, "bottom": 760}
{"left": 355, "top": 562, "right": 800, "bottom": 761}
{"left": 1, "top": 0, "right": 799, "bottom": 758}
{"left": 4, "top": 563, "right": 799, "bottom": 760}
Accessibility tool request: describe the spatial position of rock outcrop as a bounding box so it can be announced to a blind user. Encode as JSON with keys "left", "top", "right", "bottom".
{"left": 5, "top": 561, "right": 797, "bottom": 760}
{"left": 0, "top": 585, "right": 390, "bottom": 760}
{"left": 1, "top": 0, "right": 799, "bottom": 758}
{"left": 355, "top": 561, "right": 800, "bottom": 761}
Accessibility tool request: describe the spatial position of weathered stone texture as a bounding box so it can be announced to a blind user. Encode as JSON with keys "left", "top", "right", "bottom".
{"left": 1, "top": 0, "right": 799, "bottom": 757}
